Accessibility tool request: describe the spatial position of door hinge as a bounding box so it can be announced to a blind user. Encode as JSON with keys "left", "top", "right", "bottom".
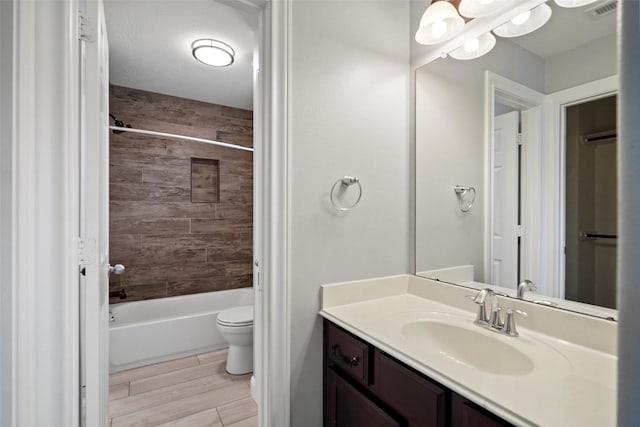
{"left": 78, "top": 12, "right": 96, "bottom": 42}
{"left": 78, "top": 237, "right": 97, "bottom": 266}
{"left": 517, "top": 132, "right": 524, "bottom": 146}
{"left": 516, "top": 224, "right": 523, "bottom": 237}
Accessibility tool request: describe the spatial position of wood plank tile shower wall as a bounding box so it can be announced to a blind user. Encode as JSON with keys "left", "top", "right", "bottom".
{"left": 109, "top": 86, "right": 253, "bottom": 303}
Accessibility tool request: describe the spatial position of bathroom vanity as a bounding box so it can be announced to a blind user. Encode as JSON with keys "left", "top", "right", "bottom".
{"left": 324, "top": 320, "right": 512, "bottom": 426}
{"left": 320, "top": 275, "right": 616, "bottom": 427}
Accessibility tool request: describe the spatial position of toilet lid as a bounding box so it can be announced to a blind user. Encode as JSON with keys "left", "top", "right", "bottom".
{"left": 217, "top": 305, "right": 253, "bottom": 326}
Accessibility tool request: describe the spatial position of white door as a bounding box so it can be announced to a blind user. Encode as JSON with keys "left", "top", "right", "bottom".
{"left": 492, "top": 111, "right": 519, "bottom": 288}
{"left": 79, "top": 0, "right": 110, "bottom": 425}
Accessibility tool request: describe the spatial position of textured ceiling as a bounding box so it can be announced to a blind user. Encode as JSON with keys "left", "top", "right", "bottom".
{"left": 104, "top": 0, "right": 257, "bottom": 110}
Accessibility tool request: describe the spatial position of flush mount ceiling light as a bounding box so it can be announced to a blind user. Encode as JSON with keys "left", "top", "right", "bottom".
{"left": 458, "top": 0, "right": 511, "bottom": 18}
{"left": 449, "top": 32, "right": 496, "bottom": 60}
{"left": 191, "top": 39, "right": 235, "bottom": 67}
{"left": 493, "top": 3, "right": 552, "bottom": 38}
{"left": 415, "top": 1, "right": 465, "bottom": 45}
{"left": 553, "top": 0, "right": 598, "bottom": 7}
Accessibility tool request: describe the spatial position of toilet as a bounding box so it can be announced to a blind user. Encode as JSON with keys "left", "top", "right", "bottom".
{"left": 216, "top": 305, "right": 254, "bottom": 375}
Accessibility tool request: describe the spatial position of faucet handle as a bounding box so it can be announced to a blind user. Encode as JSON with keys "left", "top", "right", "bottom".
{"left": 502, "top": 308, "right": 527, "bottom": 337}
{"left": 467, "top": 290, "right": 491, "bottom": 325}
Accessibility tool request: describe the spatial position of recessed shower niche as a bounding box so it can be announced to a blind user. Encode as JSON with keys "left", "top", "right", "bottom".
{"left": 191, "top": 157, "right": 220, "bottom": 203}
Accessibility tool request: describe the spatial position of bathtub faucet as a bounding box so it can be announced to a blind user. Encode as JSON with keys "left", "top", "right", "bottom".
{"left": 109, "top": 288, "right": 127, "bottom": 300}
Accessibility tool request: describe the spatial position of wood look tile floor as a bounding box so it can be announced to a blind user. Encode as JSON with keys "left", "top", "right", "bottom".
{"left": 109, "top": 349, "right": 258, "bottom": 427}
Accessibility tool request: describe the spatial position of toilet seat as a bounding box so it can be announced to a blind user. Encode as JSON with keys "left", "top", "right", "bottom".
{"left": 217, "top": 305, "right": 253, "bottom": 327}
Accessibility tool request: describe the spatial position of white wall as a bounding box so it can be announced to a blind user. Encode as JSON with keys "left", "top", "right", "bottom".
{"left": 289, "top": 1, "right": 411, "bottom": 425}
{"left": 415, "top": 39, "right": 544, "bottom": 280}
{"left": 545, "top": 34, "right": 617, "bottom": 94}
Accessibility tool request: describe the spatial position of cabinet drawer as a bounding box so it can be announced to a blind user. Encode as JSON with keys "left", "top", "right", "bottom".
{"left": 325, "top": 321, "right": 370, "bottom": 386}
{"left": 373, "top": 350, "right": 446, "bottom": 427}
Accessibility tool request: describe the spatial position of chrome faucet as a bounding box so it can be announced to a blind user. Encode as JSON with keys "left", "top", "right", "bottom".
{"left": 517, "top": 280, "right": 537, "bottom": 299}
{"left": 470, "top": 288, "right": 525, "bottom": 337}
{"left": 471, "top": 288, "right": 506, "bottom": 327}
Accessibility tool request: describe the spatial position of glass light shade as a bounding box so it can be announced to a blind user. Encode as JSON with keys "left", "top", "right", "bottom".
{"left": 449, "top": 32, "right": 496, "bottom": 60}
{"left": 554, "top": 0, "right": 598, "bottom": 7}
{"left": 415, "top": 1, "right": 465, "bottom": 45}
{"left": 191, "top": 39, "right": 235, "bottom": 67}
{"left": 458, "top": 0, "right": 511, "bottom": 18}
{"left": 493, "top": 3, "right": 552, "bottom": 38}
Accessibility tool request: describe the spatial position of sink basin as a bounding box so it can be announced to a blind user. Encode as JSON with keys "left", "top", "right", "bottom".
{"left": 401, "top": 320, "right": 534, "bottom": 376}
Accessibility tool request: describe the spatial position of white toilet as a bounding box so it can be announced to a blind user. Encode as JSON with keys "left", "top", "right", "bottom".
{"left": 216, "top": 305, "right": 254, "bottom": 375}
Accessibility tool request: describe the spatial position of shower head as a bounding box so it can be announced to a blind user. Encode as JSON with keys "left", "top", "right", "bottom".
{"left": 109, "top": 113, "right": 132, "bottom": 134}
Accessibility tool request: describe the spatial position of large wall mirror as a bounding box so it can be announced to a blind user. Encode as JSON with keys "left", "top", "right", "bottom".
{"left": 415, "top": 0, "right": 618, "bottom": 319}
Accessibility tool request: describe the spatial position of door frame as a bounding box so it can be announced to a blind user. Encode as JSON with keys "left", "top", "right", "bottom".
{"left": 484, "top": 71, "right": 545, "bottom": 290}
{"left": 543, "top": 75, "right": 618, "bottom": 299}
{"left": 1, "top": 0, "right": 82, "bottom": 425}
{"left": 2, "top": 0, "right": 292, "bottom": 425}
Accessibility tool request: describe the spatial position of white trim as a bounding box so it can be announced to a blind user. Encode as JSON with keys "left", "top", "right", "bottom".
{"left": 10, "top": 1, "right": 81, "bottom": 425}
{"left": 258, "top": 1, "right": 291, "bottom": 425}
{"left": 484, "top": 72, "right": 545, "bottom": 289}
{"left": 108, "top": 126, "right": 254, "bottom": 152}
{"left": 543, "top": 75, "right": 618, "bottom": 299}
{"left": 0, "top": 1, "right": 16, "bottom": 425}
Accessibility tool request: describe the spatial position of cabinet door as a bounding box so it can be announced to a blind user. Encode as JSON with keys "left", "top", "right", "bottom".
{"left": 373, "top": 350, "right": 446, "bottom": 427}
{"left": 451, "top": 393, "right": 514, "bottom": 427}
{"left": 326, "top": 368, "right": 400, "bottom": 427}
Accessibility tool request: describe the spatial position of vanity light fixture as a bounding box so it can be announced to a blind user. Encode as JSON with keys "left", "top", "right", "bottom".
{"left": 415, "top": 0, "right": 465, "bottom": 45}
{"left": 449, "top": 32, "right": 496, "bottom": 60}
{"left": 458, "top": 0, "right": 510, "bottom": 18}
{"left": 191, "top": 39, "right": 235, "bottom": 67}
{"left": 493, "top": 3, "right": 552, "bottom": 38}
{"left": 553, "top": 0, "right": 598, "bottom": 7}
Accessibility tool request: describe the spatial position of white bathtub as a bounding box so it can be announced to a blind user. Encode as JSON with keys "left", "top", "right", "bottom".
{"left": 109, "top": 288, "right": 253, "bottom": 373}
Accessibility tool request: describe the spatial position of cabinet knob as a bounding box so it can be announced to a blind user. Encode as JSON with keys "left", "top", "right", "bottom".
{"left": 332, "top": 345, "right": 360, "bottom": 367}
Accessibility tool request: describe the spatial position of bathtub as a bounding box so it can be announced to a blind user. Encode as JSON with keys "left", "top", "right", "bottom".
{"left": 109, "top": 288, "right": 253, "bottom": 373}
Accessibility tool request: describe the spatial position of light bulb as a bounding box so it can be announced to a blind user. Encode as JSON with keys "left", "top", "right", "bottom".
{"left": 464, "top": 38, "right": 480, "bottom": 53}
{"left": 493, "top": 4, "right": 552, "bottom": 38}
{"left": 511, "top": 10, "right": 531, "bottom": 25}
{"left": 431, "top": 20, "right": 448, "bottom": 39}
{"left": 449, "top": 32, "right": 496, "bottom": 60}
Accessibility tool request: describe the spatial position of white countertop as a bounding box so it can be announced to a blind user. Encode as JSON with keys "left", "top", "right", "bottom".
{"left": 320, "top": 274, "right": 617, "bottom": 427}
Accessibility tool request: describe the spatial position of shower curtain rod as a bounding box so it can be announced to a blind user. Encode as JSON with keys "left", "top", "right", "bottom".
{"left": 108, "top": 126, "right": 254, "bottom": 153}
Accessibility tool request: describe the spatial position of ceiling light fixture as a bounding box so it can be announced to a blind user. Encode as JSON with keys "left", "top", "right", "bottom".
{"left": 458, "top": 0, "right": 510, "bottom": 18}
{"left": 191, "top": 39, "right": 235, "bottom": 67}
{"left": 553, "top": 0, "right": 599, "bottom": 7}
{"left": 449, "top": 32, "right": 496, "bottom": 60}
{"left": 493, "top": 3, "right": 552, "bottom": 38}
{"left": 415, "top": 1, "right": 465, "bottom": 45}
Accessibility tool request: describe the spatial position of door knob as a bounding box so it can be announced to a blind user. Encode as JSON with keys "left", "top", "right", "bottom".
{"left": 108, "top": 264, "right": 126, "bottom": 275}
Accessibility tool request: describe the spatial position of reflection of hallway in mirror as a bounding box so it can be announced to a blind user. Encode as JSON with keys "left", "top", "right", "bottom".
{"left": 565, "top": 95, "right": 617, "bottom": 309}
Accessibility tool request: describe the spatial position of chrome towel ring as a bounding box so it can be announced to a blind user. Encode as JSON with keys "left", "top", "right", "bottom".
{"left": 330, "top": 176, "right": 363, "bottom": 211}
{"left": 454, "top": 185, "right": 476, "bottom": 213}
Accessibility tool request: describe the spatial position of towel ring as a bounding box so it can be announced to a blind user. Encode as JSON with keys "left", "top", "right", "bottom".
{"left": 330, "top": 176, "right": 362, "bottom": 211}
{"left": 454, "top": 185, "right": 476, "bottom": 213}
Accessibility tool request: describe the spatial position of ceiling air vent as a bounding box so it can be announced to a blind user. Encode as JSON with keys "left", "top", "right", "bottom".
{"left": 586, "top": 0, "right": 617, "bottom": 19}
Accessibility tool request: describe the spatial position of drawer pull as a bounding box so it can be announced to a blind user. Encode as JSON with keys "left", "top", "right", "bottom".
{"left": 332, "top": 345, "right": 360, "bottom": 367}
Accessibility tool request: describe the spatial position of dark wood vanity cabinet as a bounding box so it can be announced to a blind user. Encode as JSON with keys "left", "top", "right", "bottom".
{"left": 324, "top": 320, "right": 513, "bottom": 427}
